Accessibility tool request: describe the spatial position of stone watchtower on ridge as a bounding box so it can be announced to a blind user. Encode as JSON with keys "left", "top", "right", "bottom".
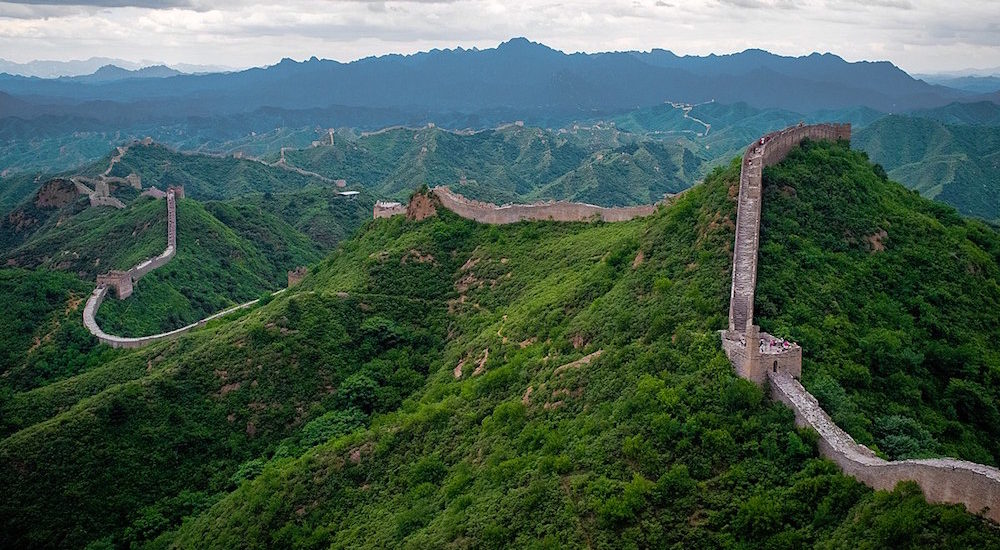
{"left": 97, "top": 270, "right": 134, "bottom": 299}
{"left": 721, "top": 123, "right": 851, "bottom": 385}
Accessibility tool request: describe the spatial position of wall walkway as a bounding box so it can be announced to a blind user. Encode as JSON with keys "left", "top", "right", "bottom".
{"left": 431, "top": 186, "right": 659, "bottom": 224}
{"left": 723, "top": 123, "right": 1000, "bottom": 523}
{"left": 82, "top": 189, "right": 275, "bottom": 349}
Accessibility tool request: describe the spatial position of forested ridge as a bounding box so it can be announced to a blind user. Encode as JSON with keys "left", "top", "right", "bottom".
{"left": 2, "top": 141, "right": 999, "bottom": 547}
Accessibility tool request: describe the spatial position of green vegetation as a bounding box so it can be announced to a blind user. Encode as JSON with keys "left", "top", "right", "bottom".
{"left": 2, "top": 195, "right": 173, "bottom": 279}
{"left": 0, "top": 268, "right": 119, "bottom": 397}
{"left": 215, "top": 187, "right": 374, "bottom": 249}
{"left": 97, "top": 142, "right": 328, "bottom": 200}
{"left": 854, "top": 115, "right": 1000, "bottom": 222}
{"left": 1, "top": 164, "right": 371, "bottom": 336}
{"left": 2, "top": 146, "right": 998, "bottom": 548}
{"left": 757, "top": 138, "right": 1000, "bottom": 463}
{"left": 94, "top": 198, "right": 318, "bottom": 336}
{"left": 279, "top": 125, "right": 693, "bottom": 206}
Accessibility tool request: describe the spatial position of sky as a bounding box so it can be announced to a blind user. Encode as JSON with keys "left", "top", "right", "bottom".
{"left": 0, "top": 0, "right": 997, "bottom": 75}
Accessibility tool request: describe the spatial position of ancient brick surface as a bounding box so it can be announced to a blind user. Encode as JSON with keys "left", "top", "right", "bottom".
{"left": 729, "top": 123, "right": 851, "bottom": 332}
{"left": 373, "top": 200, "right": 406, "bottom": 219}
{"left": 431, "top": 187, "right": 658, "bottom": 224}
{"left": 287, "top": 266, "right": 308, "bottom": 287}
{"left": 722, "top": 123, "right": 1000, "bottom": 523}
{"left": 721, "top": 328, "right": 802, "bottom": 384}
{"left": 770, "top": 371, "right": 1000, "bottom": 522}
{"left": 84, "top": 188, "right": 281, "bottom": 349}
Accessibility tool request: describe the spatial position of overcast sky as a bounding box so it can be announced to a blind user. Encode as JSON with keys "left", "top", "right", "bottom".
{"left": 0, "top": 0, "right": 997, "bottom": 74}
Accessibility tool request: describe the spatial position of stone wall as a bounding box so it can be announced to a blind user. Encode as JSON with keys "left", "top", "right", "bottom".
{"left": 721, "top": 123, "right": 1000, "bottom": 523}
{"left": 721, "top": 328, "right": 802, "bottom": 384}
{"left": 728, "top": 123, "right": 851, "bottom": 332}
{"left": 770, "top": 371, "right": 1000, "bottom": 522}
{"left": 96, "top": 270, "right": 133, "bottom": 299}
{"left": 431, "top": 187, "right": 659, "bottom": 224}
{"left": 287, "top": 266, "right": 308, "bottom": 287}
{"left": 83, "top": 189, "right": 281, "bottom": 349}
{"left": 373, "top": 200, "right": 406, "bottom": 219}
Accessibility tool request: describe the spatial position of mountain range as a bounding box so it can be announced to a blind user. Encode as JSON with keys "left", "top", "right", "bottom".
{"left": 1, "top": 38, "right": 996, "bottom": 132}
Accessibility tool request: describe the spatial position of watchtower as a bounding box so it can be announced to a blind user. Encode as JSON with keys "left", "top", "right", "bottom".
{"left": 97, "top": 270, "right": 134, "bottom": 299}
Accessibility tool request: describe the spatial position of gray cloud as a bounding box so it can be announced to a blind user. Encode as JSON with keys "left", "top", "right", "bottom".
{"left": 2, "top": 0, "right": 193, "bottom": 6}
{"left": 716, "top": 0, "right": 801, "bottom": 8}
{"left": 0, "top": 0, "right": 996, "bottom": 74}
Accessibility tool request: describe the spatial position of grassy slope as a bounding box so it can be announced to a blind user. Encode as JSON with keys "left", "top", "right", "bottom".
{"left": 93, "top": 198, "right": 307, "bottom": 336}
{"left": 2, "top": 182, "right": 371, "bottom": 338}
{"left": 854, "top": 116, "right": 1000, "bottom": 222}
{"left": 757, "top": 139, "right": 1000, "bottom": 465}
{"left": 3, "top": 150, "right": 997, "bottom": 548}
{"left": 2, "top": 196, "right": 173, "bottom": 279}
{"left": 215, "top": 188, "right": 375, "bottom": 249}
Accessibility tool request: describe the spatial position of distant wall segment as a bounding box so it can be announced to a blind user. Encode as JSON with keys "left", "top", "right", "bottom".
{"left": 721, "top": 123, "right": 1000, "bottom": 523}
{"left": 82, "top": 187, "right": 270, "bottom": 349}
{"left": 728, "top": 123, "right": 851, "bottom": 333}
{"left": 430, "top": 187, "right": 659, "bottom": 224}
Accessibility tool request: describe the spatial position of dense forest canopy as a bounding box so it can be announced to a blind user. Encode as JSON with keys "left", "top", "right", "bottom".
{"left": 1, "top": 141, "right": 999, "bottom": 547}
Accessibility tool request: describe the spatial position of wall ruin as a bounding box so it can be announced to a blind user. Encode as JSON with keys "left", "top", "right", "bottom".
{"left": 374, "top": 200, "right": 407, "bottom": 219}
{"left": 287, "top": 266, "right": 308, "bottom": 287}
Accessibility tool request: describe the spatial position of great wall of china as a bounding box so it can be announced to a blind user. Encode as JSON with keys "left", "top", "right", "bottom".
{"left": 370, "top": 123, "right": 1000, "bottom": 521}
{"left": 373, "top": 187, "right": 662, "bottom": 224}
{"left": 431, "top": 187, "right": 660, "bottom": 224}
{"left": 81, "top": 186, "right": 286, "bottom": 349}
{"left": 720, "top": 123, "right": 1000, "bottom": 522}
{"left": 76, "top": 126, "right": 1000, "bottom": 519}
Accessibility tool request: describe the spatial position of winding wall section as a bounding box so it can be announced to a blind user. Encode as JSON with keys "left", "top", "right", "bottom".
{"left": 82, "top": 189, "right": 274, "bottom": 349}
{"left": 724, "top": 123, "right": 1000, "bottom": 522}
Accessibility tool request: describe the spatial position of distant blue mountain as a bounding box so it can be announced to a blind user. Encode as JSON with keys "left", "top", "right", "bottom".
{"left": 0, "top": 38, "right": 990, "bottom": 128}
{"left": 60, "top": 64, "right": 182, "bottom": 83}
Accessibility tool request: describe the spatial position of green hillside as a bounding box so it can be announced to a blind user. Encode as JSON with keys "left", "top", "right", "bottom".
{"left": 280, "top": 125, "right": 695, "bottom": 206}
{"left": 757, "top": 139, "right": 1000, "bottom": 464}
{"left": 2, "top": 194, "right": 176, "bottom": 278}
{"left": 0, "top": 268, "right": 120, "bottom": 395}
{"left": 605, "top": 102, "right": 886, "bottom": 172}
{"left": 94, "top": 198, "right": 321, "bottom": 337}
{"left": 854, "top": 116, "right": 1000, "bottom": 222}
{"left": 217, "top": 188, "right": 373, "bottom": 249}
{"left": 2, "top": 142, "right": 999, "bottom": 548}
{"left": 93, "top": 142, "right": 330, "bottom": 201}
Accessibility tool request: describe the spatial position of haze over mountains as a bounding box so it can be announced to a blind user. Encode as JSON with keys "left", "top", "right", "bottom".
{"left": 2, "top": 38, "right": 997, "bottom": 129}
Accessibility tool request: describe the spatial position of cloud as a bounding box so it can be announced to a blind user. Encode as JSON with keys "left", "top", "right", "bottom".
{"left": 0, "top": 0, "right": 996, "bottom": 73}
{"left": 2, "top": 0, "right": 194, "bottom": 7}
{"left": 716, "top": 0, "right": 801, "bottom": 8}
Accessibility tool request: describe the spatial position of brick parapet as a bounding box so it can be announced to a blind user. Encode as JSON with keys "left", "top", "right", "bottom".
{"left": 431, "top": 187, "right": 658, "bottom": 224}
{"left": 770, "top": 371, "right": 1000, "bottom": 522}
{"left": 729, "top": 123, "right": 851, "bottom": 332}
{"left": 84, "top": 188, "right": 280, "bottom": 348}
{"left": 722, "top": 123, "right": 1000, "bottom": 523}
